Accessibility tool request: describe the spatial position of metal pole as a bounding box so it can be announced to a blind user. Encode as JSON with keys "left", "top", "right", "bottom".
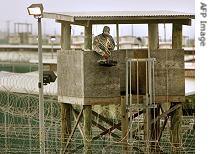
{"left": 129, "top": 60, "right": 132, "bottom": 106}
{"left": 137, "top": 60, "right": 139, "bottom": 104}
{"left": 125, "top": 50, "right": 128, "bottom": 106}
{"left": 38, "top": 17, "right": 45, "bottom": 154}
{"left": 148, "top": 61, "right": 152, "bottom": 105}
{"left": 152, "top": 61, "right": 155, "bottom": 104}
{"left": 145, "top": 61, "right": 150, "bottom": 154}
{"left": 116, "top": 24, "right": 120, "bottom": 51}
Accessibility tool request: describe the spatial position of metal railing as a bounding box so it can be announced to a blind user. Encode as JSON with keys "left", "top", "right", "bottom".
{"left": 125, "top": 57, "right": 157, "bottom": 153}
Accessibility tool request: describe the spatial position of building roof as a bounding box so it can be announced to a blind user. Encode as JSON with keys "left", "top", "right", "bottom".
{"left": 43, "top": 10, "right": 194, "bottom": 25}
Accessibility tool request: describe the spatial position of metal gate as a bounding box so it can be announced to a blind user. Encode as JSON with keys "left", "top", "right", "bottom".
{"left": 125, "top": 57, "right": 158, "bottom": 153}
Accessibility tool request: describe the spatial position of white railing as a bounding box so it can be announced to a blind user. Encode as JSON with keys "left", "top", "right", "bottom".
{"left": 125, "top": 57, "right": 157, "bottom": 153}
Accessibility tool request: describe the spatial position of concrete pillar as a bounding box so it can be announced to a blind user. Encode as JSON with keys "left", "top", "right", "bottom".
{"left": 60, "top": 21, "right": 72, "bottom": 151}
{"left": 84, "top": 22, "right": 92, "bottom": 50}
{"left": 83, "top": 105, "right": 92, "bottom": 154}
{"left": 172, "top": 23, "right": 182, "bottom": 49}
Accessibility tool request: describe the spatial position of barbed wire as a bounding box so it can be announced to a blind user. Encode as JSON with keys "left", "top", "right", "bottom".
{"left": 0, "top": 70, "right": 194, "bottom": 153}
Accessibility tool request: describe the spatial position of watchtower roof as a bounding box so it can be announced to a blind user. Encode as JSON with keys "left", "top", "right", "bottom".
{"left": 43, "top": 10, "right": 194, "bottom": 25}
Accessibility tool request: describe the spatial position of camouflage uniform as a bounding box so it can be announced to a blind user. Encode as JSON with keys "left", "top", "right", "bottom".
{"left": 93, "top": 27, "right": 115, "bottom": 58}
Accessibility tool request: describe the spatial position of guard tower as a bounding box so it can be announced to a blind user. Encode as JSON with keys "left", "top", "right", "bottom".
{"left": 42, "top": 11, "right": 194, "bottom": 153}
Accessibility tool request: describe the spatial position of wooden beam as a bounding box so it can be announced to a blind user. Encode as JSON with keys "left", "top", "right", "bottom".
{"left": 151, "top": 105, "right": 160, "bottom": 141}
{"left": 72, "top": 109, "right": 85, "bottom": 139}
{"left": 73, "top": 108, "right": 120, "bottom": 138}
{"left": 155, "top": 96, "right": 185, "bottom": 103}
{"left": 73, "top": 19, "right": 192, "bottom": 25}
{"left": 75, "top": 16, "right": 193, "bottom": 20}
{"left": 70, "top": 121, "right": 120, "bottom": 149}
{"left": 150, "top": 103, "right": 182, "bottom": 125}
{"left": 160, "top": 104, "right": 165, "bottom": 113}
{"left": 74, "top": 108, "right": 121, "bottom": 131}
{"left": 119, "top": 95, "right": 184, "bottom": 107}
{"left": 63, "top": 108, "right": 83, "bottom": 153}
{"left": 148, "top": 24, "right": 159, "bottom": 50}
{"left": 43, "top": 12, "right": 74, "bottom": 22}
{"left": 92, "top": 120, "right": 120, "bottom": 138}
{"left": 184, "top": 50, "right": 195, "bottom": 55}
{"left": 83, "top": 105, "right": 92, "bottom": 154}
{"left": 93, "top": 110, "right": 143, "bottom": 140}
{"left": 84, "top": 22, "right": 92, "bottom": 50}
{"left": 121, "top": 96, "right": 128, "bottom": 153}
{"left": 170, "top": 102, "right": 182, "bottom": 153}
{"left": 158, "top": 116, "right": 169, "bottom": 142}
{"left": 60, "top": 21, "right": 72, "bottom": 151}
{"left": 61, "top": 21, "right": 71, "bottom": 49}
{"left": 172, "top": 23, "right": 182, "bottom": 49}
{"left": 185, "top": 69, "right": 195, "bottom": 77}
{"left": 71, "top": 109, "right": 144, "bottom": 153}
{"left": 92, "top": 110, "right": 121, "bottom": 130}
{"left": 93, "top": 123, "right": 121, "bottom": 140}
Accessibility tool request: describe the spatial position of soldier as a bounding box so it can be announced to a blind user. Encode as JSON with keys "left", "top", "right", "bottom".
{"left": 93, "top": 26, "right": 115, "bottom": 60}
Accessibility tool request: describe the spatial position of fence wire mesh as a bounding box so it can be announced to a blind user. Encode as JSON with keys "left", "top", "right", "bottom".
{"left": 0, "top": 91, "right": 194, "bottom": 153}
{"left": 0, "top": 70, "right": 194, "bottom": 153}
